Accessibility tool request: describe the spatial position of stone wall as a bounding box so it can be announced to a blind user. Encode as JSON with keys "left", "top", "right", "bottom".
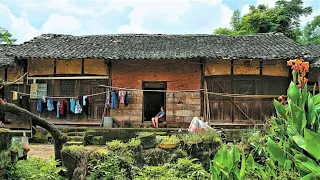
{"left": 110, "top": 59, "right": 202, "bottom": 127}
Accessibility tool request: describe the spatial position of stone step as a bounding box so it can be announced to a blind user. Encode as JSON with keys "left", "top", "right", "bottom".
{"left": 65, "top": 141, "right": 84, "bottom": 146}
{"left": 67, "top": 132, "right": 86, "bottom": 136}
{"left": 67, "top": 136, "right": 85, "bottom": 142}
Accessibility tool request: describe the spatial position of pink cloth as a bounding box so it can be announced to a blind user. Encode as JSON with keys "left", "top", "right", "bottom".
{"left": 119, "top": 90, "right": 125, "bottom": 104}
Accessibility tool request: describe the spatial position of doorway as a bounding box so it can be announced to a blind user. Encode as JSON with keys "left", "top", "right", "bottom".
{"left": 143, "top": 82, "right": 166, "bottom": 122}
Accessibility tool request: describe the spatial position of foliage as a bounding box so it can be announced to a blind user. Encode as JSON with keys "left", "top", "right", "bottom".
{"left": 246, "top": 131, "right": 268, "bottom": 163}
{"left": 106, "top": 140, "right": 127, "bottom": 150}
{"left": 133, "top": 158, "right": 210, "bottom": 180}
{"left": 7, "top": 157, "right": 66, "bottom": 180}
{"left": 213, "top": 0, "right": 313, "bottom": 40}
{"left": 137, "top": 132, "right": 155, "bottom": 138}
{"left": 210, "top": 145, "right": 247, "bottom": 180}
{"left": 159, "top": 135, "right": 179, "bottom": 144}
{"left": 87, "top": 151, "right": 127, "bottom": 180}
{"left": 296, "top": 15, "right": 320, "bottom": 45}
{"left": 127, "top": 138, "right": 141, "bottom": 148}
{"left": 0, "top": 150, "right": 10, "bottom": 169}
{"left": 0, "top": 27, "right": 16, "bottom": 44}
{"left": 61, "top": 145, "right": 88, "bottom": 157}
{"left": 265, "top": 58, "right": 320, "bottom": 179}
{"left": 179, "top": 130, "right": 221, "bottom": 145}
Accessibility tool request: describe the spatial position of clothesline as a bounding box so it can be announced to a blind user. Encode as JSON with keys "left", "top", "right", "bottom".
{"left": 11, "top": 86, "right": 281, "bottom": 100}
{"left": 99, "top": 85, "right": 204, "bottom": 92}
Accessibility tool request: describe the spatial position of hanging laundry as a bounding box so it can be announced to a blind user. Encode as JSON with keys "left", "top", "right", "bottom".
{"left": 83, "top": 96, "right": 87, "bottom": 106}
{"left": 19, "top": 96, "right": 30, "bottom": 111}
{"left": 37, "top": 98, "right": 43, "bottom": 113}
{"left": 83, "top": 97, "right": 89, "bottom": 116}
{"left": 105, "top": 91, "right": 110, "bottom": 109}
{"left": 70, "top": 98, "right": 76, "bottom": 113}
{"left": 47, "top": 98, "right": 54, "bottom": 111}
{"left": 56, "top": 102, "right": 60, "bottom": 119}
{"left": 60, "top": 99, "right": 65, "bottom": 115}
{"left": 111, "top": 91, "right": 118, "bottom": 109}
{"left": 124, "top": 91, "right": 129, "bottom": 107}
{"left": 66, "top": 99, "right": 70, "bottom": 112}
{"left": 119, "top": 90, "right": 125, "bottom": 104}
{"left": 75, "top": 100, "right": 82, "bottom": 114}
{"left": 12, "top": 91, "right": 18, "bottom": 100}
{"left": 78, "top": 96, "right": 83, "bottom": 106}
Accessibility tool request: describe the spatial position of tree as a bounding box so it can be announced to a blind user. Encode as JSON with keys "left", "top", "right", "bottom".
{"left": 0, "top": 27, "right": 16, "bottom": 44}
{"left": 214, "top": 0, "right": 313, "bottom": 40}
{"left": 296, "top": 15, "right": 320, "bottom": 45}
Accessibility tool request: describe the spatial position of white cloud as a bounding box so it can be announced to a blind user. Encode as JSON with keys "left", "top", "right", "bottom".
{"left": 241, "top": 4, "right": 250, "bottom": 15}
{"left": 41, "top": 13, "right": 81, "bottom": 34}
{"left": 256, "top": 0, "right": 277, "bottom": 7}
{"left": 117, "top": 0, "right": 233, "bottom": 33}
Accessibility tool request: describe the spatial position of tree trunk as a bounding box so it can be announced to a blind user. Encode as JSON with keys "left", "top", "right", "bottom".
{"left": 0, "top": 101, "right": 67, "bottom": 160}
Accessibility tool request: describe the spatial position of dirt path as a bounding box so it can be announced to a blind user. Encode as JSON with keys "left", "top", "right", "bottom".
{"left": 28, "top": 143, "right": 54, "bottom": 159}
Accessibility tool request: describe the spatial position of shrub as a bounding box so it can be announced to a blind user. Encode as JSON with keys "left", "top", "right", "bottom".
{"left": 7, "top": 157, "right": 66, "bottom": 180}
{"left": 87, "top": 151, "right": 128, "bottom": 180}
{"left": 106, "top": 140, "right": 127, "bottom": 150}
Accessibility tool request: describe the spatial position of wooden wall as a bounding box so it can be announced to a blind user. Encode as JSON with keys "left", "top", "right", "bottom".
{"left": 205, "top": 59, "right": 288, "bottom": 77}
{"left": 28, "top": 58, "right": 108, "bottom": 76}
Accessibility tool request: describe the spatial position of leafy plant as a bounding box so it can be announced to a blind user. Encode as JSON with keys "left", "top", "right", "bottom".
{"left": 106, "top": 140, "right": 127, "bottom": 150}
{"left": 127, "top": 138, "right": 141, "bottom": 148}
{"left": 7, "top": 157, "right": 66, "bottom": 180}
{"left": 88, "top": 151, "right": 127, "bottom": 180}
{"left": 137, "top": 132, "right": 155, "bottom": 138}
{"left": 210, "top": 145, "right": 247, "bottom": 180}
{"left": 160, "top": 135, "right": 179, "bottom": 144}
{"left": 133, "top": 158, "right": 210, "bottom": 180}
{"left": 179, "top": 133, "right": 202, "bottom": 144}
{"left": 0, "top": 150, "right": 10, "bottom": 169}
{"left": 266, "top": 59, "right": 320, "bottom": 179}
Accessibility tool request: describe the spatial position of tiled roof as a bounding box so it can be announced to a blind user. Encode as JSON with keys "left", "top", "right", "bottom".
{"left": 305, "top": 45, "right": 320, "bottom": 68}
{"left": 10, "top": 32, "right": 312, "bottom": 60}
{"left": 0, "top": 45, "right": 15, "bottom": 68}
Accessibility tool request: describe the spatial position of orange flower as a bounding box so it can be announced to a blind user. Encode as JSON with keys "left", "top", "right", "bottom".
{"left": 294, "top": 63, "right": 302, "bottom": 71}
{"left": 297, "top": 84, "right": 303, "bottom": 89}
{"left": 287, "top": 60, "right": 294, "bottom": 66}
{"left": 302, "top": 77, "right": 308, "bottom": 83}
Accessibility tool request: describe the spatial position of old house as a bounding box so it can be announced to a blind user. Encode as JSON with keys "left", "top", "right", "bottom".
{"left": 0, "top": 33, "right": 313, "bottom": 128}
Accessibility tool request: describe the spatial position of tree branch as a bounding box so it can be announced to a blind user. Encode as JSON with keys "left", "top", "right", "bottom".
{"left": 0, "top": 72, "right": 27, "bottom": 89}
{"left": 0, "top": 100, "right": 67, "bottom": 160}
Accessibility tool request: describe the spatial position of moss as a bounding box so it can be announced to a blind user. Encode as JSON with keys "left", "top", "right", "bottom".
{"left": 84, "top": 128, "right": 179, "bottom": 145}
{"left": 0, "top": 129, "right": 12, "bottom": 151}
{"left": 61, "top": 145, "right": 90, "bottom": 178}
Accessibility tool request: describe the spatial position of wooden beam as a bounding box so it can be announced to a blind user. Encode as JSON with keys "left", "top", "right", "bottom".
{"left": 27, "top": 76, "right": 109, "bottom": 80}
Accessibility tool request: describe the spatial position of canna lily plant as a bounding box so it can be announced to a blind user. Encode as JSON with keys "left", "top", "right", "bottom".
{"left": 268, "top": 58, "right": 320, "bottom": 179}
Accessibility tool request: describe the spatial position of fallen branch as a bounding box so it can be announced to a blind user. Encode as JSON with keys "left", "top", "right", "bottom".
{"left": 0, "top": 72, "right": 27, "bottom": 89}
{"left": 0, "top": 100, "right": 67, "bottom": 160}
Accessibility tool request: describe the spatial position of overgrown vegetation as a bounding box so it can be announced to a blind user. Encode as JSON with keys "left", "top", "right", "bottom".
{"left": 7, "top": 157, "right": 66, "bottom": 180}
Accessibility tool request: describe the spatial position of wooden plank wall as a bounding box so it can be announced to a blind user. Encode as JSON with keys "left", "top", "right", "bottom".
{"left": 205, "top": 59, "right": 289, "bottom": 123}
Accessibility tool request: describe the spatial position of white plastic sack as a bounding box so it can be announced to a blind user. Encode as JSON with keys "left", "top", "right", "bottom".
{"left": 188, "top": 117, "right": 212, "bottom": 132}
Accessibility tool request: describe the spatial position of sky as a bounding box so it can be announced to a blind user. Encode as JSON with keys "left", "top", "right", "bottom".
{"left": 0, "top": 0, "right": 319, "bottom": 44}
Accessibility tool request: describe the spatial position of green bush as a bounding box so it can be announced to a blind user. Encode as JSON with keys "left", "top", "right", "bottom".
{"left": 133, "top": 158, "right": 210, "bottom": 180}
{"left": 7, "top": 158, "right": 66, "bottom": 180}
{"left": 87, "top": 151, "right": 128, "bottom": 180}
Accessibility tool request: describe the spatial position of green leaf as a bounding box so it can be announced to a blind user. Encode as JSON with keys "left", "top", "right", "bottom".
{"left": 289, "top": 101, "right": 307, "bottom": 133}
{"left": 274, "top": 99, "right": 288, "bottom": 121}
{"left": 284, "top": 160, "right": 292, "bottom": 170}
{"left": 240, "top": 152, "right": 246, "bottom": 179}
{"left": 294, "top": 154, "right": 320, "bottom": 175}
{"left": 301, "top": 84, "right": 309, "bottom": 108}
{"left": 246, "top": 154, "right": 256, "bottom": 169}
{"left": 288, "top": 81, "right": 300, "bottom": 105}
{"left": 267, "top": 137, "right": 286, "bottom": 167}
{"left": 313, "top": 94, "right": 320, "bottom": 106}
{"left": 308, "top": 93, "right": 317, "bottom": 127}
{"left": 287, "top": 125, "right": 306, "bottom": 150}
{"left": 231, "top": 146, "right": 240, "bottom": 165}
{"left": 300, "top": 173, "right": 320, "bottom": 180}
{"left": 304, "top": 128, "right": 320, "bottom": 160}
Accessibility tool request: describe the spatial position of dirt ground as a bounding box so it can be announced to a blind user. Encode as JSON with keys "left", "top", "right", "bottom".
{"left": 28, "top": 143, "right": 55, "bottom": 159}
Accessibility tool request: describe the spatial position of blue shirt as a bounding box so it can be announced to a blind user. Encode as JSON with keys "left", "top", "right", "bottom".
{"left": 157, "top": 111, "right": 165, "bottom": 117}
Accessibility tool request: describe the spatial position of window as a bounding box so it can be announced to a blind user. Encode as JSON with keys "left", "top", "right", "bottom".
{"left": 60, "top": 80, "right": 75, "bottom": 96}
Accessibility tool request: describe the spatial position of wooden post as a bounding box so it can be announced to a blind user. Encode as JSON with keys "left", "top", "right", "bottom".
{"left": 203, "top": 81, "right": 207, "bottom": 121}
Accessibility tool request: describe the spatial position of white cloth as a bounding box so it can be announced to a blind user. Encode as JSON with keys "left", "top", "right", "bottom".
{"left": 188, "top": 117, "right": 212, "bottom": 132}
{"left": 75, "top": 100, "right": 82, "bottom": 114}
{"left": 83, "top": 96, "right": 87, "bottom": 106}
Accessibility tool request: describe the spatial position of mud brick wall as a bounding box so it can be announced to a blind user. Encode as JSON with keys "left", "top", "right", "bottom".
{"left": 110, "top": 59, "right": 201, "bottom": 127}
